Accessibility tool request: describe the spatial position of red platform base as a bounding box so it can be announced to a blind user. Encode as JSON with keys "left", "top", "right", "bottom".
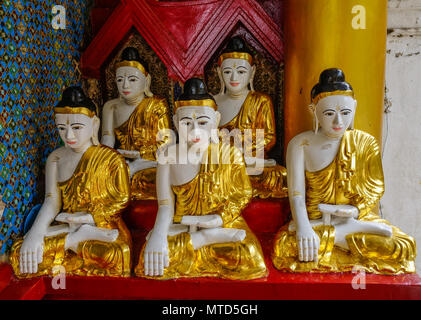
{"left": 0, "top": 199, "right": 420, "bottom": 300}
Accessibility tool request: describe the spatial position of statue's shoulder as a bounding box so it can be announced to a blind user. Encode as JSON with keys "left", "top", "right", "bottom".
{"left": 91, "top": 144, "right": 126, "bottom": 165}
{"left": 103, "top": 98, "right": 120, "bottom": 110}
{"left": 96, "top": 143, "right": 121, "bottom": 155}
{"left": 46, "top": 147, "right": 66, "bottom": 163}
{"left": 250, "top": 90, "right": 271, "bottom": 102}
{"left": 145, "top": 96, "right": 169, "bottom": 112}
{"left": 347, "top": 129, "right": 379, "bottom": 149}
{"left": 212, "top": 93, "right": 223, "bottom": 102}
{"left": 288, "top": 131, "right": 314, "bottom": 149}
{"left": 147, "top": 95, "right": 167, "bottom": 105}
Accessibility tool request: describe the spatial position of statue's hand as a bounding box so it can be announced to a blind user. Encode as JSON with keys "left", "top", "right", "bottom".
{"left": 56, "top": 212, "right": 95, "bottom": 226}
{"left": 318, "top": 204, "right": 359, "bottom": 219}
{"left": 127, "top": 158, "right": 157, "bottom": 177}
{"left": 144, "top": 232, "right": 169, "bottom": 277}
{"left": 296, "top": 224, "right": 320, "bottom": 262}
{"left": 20, "top": 231, "right": 44, "bottom": 274}
{"left": 180, "top": 215, "right": 223, "bottom": 229}
{"left": 117, "top": 149, "right": 140, "bottom": 159}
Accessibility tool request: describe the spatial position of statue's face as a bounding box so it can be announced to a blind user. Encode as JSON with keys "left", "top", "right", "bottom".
{"left": 315, "top": 95, "right": 356, "bottom": 138}
{"left": 174, "top": 106, "right": 220, "bottom": 146}
{"left": 220, "top": 58, "right": 253, "bottom": 94}
{"left": 116, "top": 66, "right": 146, "bottom": 100}
{"left": 55, "top": 113, "right": 95, "bottom": 150}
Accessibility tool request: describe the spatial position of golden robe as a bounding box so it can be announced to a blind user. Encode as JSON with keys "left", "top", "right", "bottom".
{"left": 114, "top": 97, "right": 171, "bottom": 200}
{"left": 220, "top": 91, "right": 287, "bottom": 198}
{"left": 135, "top": 143, "right": 268, "bottom": 280}
{"left": 10, "top": 145, "right": 132, "bottom": 278}
{"left": 272, "top": 130, "right": 416, "bottom": 274}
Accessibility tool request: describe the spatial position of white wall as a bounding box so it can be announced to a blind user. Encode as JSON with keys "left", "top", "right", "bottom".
{"left": 382, "top": 0, "right": 421, "bottom": 273}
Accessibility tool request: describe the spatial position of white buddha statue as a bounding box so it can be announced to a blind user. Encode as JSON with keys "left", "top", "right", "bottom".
{"left": 272, "top": 69, "right": 416, "bottom": 274}
{"left": 212, "top": 36, "right": 287, "bottom": 199}
{"left": 10, "top": 86, "right": 132, "bottom": 278}
{"left": 101, "top": 47, "right": 172, "bottom": 200}
{"left": 134, "top": 78, "right": 267, "bottom": 280}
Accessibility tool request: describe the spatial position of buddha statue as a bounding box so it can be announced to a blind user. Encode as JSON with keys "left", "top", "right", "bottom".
{"left": 272, "top": 69, "right": 416, "bottom": 274}
{"left": 101, "top": 47, "right": 172, "bottom": 200}
{"left": 212, "top": 36, "right": 287, "bottom": 199}
{"left": 10, "top": 86, "right": 132, "bottom": 278}
{"left": 134, "top": 78, "right": 267, "bottom": 280}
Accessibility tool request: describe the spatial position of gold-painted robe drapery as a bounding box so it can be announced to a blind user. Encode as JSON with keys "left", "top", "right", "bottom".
{"left": 220, "top": 91, "right": 287, "bottom": 199}
{"left": 114, "top": 96, "right": 171, "bottom": 200}
{"left": 272, "top": 130, "right": 416, "bottom": 274}
{"left": 135, "top": 143, "right": 268, "bottom": 280}
{"left": 10, "top": 145, "right": 132, "bottom": 278}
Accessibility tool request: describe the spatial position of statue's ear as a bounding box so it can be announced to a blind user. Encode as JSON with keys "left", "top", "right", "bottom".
{"left": 350, "top": 99, "right": 357, "bottom": 130}
{"left": 173, "top": 114, "right": 179, "bottom": 132}
{"left": 211, "top": 111, "right": 221, "bottom": 144}
{"left": 214, "top": 110, "right": 221, "bottom": 128}
{"left": 249, "top": 65, "right": 256, "bottom": 91}
{"left": 217, "top": 66, "right": 225, "bottom": 95}
{"left": 144, "top": 74, "right": 153, "bottom": 97}
{"left": 92, "top": 116, "right": 100, "bottom": 145}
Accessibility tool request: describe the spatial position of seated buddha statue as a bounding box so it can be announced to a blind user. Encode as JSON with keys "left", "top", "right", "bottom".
{"left": 10, "top": 86, "right": 132, "bottom": 278}
{"left": 272, "top": 68, "right": 416, "bottom": 274}
{"left": 134, "top": 78, "right": 267, "bottom": 280}
{"left": 101, "top": 47, "right": 172, "bottom": 200}
{"left": 212, "top": 36, "right": 287, "bottom": 199}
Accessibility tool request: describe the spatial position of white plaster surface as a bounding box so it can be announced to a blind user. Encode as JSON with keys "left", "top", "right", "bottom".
{"left": 382, "top": 0, "right": 421, "bottom": 273}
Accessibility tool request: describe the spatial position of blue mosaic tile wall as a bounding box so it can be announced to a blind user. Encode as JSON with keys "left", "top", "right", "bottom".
{"left": 0, "top": 1, "right": 90, "bottom": 254}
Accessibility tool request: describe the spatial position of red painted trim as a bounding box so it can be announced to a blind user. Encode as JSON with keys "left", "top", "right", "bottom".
{"left": 81, "top": 0, "right": 283, "bottom": 81}
{"left": 81, "top": 2, "right": 133, "bottom": 79}
{"left": 0, "top": 264, "right": 12, "bottom": 293}
{"left": 0, "top": 276, "right": 46, "bottom": 300}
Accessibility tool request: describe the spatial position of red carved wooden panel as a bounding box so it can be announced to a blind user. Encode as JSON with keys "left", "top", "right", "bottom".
{"left": 81, "top": 0, "right": 284, "bottom": 81}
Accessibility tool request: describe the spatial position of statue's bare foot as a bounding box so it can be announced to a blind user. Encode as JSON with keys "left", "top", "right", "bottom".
{"left": 65, "top": 225, "right": 119, "bottom": 252}
{"left": 334, "top": 219, "right": 393, "bottom": 250}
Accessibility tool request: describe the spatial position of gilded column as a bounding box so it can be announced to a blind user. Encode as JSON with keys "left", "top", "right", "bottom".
{"left": 284, "top": 0, "right": 387, "bottom": 148}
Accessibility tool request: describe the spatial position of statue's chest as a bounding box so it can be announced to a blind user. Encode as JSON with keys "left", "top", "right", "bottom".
{"left": 57, "top": 153, "right": 84, "bottom": 183}
{"left": 171, "top": 164, "right": 201, "bottom": 186}
{"left": 218, "top": 100, "right": 245, "bottom": 126}
{"left": 304, "top": 141, "right": 341, "bottom": 172}
{"left": 114, "top": 104, "right": 139, "bottom": 128}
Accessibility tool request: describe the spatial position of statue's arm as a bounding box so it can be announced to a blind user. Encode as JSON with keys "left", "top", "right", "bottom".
{"left": 286, "top": 135, "right": 320, "bottom": 262}
{"left": 20, "top": 151, "right": 61, "bottom": 273}
{"left": 144, "top": 162, "right": 174, "bottom": 276}
{"left": 261, "top": 97, "right": 276, "bottom": 152}
{"left": 101, "top": 100, "right": 116, "bottom": 148}
{"left": 286, "top": 136, "right": 308, "bottom": 227}
{"left": 27, "top": 152, "right": 61, "bottom": 236}
{"left": 152, "top": 162, "right": 174, "bottom": 236}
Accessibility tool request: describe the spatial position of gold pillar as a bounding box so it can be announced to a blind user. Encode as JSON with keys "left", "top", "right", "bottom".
{"left": 284, "top": 0, "right": 387, "bottom": 148}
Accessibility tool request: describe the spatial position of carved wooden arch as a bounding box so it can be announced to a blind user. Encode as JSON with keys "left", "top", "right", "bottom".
{"left": 80, "top": 0, "right": 284, "bottom": 82}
